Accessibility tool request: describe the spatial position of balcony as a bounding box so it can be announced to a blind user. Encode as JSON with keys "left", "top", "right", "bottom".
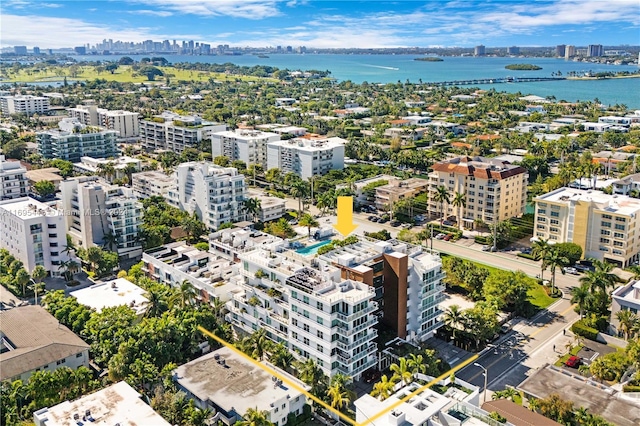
{"left": 335, "top": 329, "right": 377, "bottom": 351}
{"left": 334, "top": 304, "right": 377, "bottom": 322}
{"left": 336, "top": 318, "right": 377, "bottom": 336}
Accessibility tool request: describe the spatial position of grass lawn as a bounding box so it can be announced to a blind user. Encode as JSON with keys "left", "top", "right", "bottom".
{"left": 0, "top": 64, "right": 276, "bottom": 83}
{"left": 554, "top": 344, "right": 584, "bottom": 366}
{"left": 528, "top": 284, "right": 556, "bottom": 309}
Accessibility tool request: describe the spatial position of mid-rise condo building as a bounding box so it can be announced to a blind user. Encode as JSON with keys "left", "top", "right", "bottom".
{"left": 428, "top": 156, "right": 528, "bottom": 227}
{"left": 266, "top": 137, "right": 346, "bottom": 179}
{"left": 211, "top": 129, "right": 281, "bottom": 169}
{"left": 534, "top": 188, "right": 640, "bottom": 267}
{"left": 139, "top": 111, "right": 225, "bottom": 153}
{"left": 1, "top": 95, "right": 49, "bottom": 116}
{"left": 60, "top": 177, "right": 143, "bottom": 259}
{"left": 0, "top": 197, "right": 70, "bottom": 276}
{"left": 68, "top": 101, "right": 140, "bottom": 138}
{"left": 36, "top": 118, "right": 119, "bottom": 162}
{"left": 131, "top": 170, "right": 174, "bottom": 199}
{"left": 0, "top": 155, "right": 28, "bottom": 200}
{"left": 167, "top": 162, "right": 246, "bottom": 230}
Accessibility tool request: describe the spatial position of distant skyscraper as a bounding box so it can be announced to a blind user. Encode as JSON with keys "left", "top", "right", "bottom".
{"left": 286, "top": 45, "right": 293, "bottom": 52}
{"left": 588, "top": 44, "right": 603, "bottom": 57}
{"left": 32, "top": 46, "right": 40, "bottom": 55}
{"left": 474, "top": 45, "right": 486, "bottom": 56}
{"left": 565, "top": 45, "right": 576, "bottom": 59}
{"left": 74, "top": 46, "right": 86, "bottom": 55}
{"left": 556, "top": 44, "right": 566, "bottom": 57}
{"left": 14, "top": 46, "right": 27, "bottom": 55}
{"left": 507, "top": 46, "right": 519, "bottom": 55}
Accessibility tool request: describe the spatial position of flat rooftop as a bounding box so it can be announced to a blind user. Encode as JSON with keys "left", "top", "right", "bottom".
{"left": 69, "top": 278, "right": 148, "bottom": 315}
{"left": 536, "top": 188, "right": 640, "bottom": 216}
{"left": 173, "top": 346, "right": 307, "bottom": 416}
{"left": 34, "top": 381, "right": 170, "bottom": 426}
{"left": 0, "top": 196, "right": 61, "bottom": 217}
{"left": 518, "top": 366, "right": 640, "bottom": 426}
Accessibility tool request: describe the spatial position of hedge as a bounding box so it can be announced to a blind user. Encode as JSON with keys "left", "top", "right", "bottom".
{"left": 517, "top": 253, "right": 537, "bottom": 260}
{"left": 622, "top": 385, "right": 640, "bottom": 393}
{"left": 475, "top": 235, "right": 490, "bottom": 245}
{"left": 571, "top": 319, "right": 599, "bottom": 341}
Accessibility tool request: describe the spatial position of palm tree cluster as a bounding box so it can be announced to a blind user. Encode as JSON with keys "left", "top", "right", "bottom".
{"left": 0, "top": 249, "right": 43, "bottom": 298}
{"left": 571, "top": 259, "right": 619, "bottom": 323}
{"left": 441, "top": 302, "right": 500, "bottom": 351}
{"left": 371, "top": 350, "right": 442, "bottom": 401}
{"left": 532, "top": 238, "right": 570, "bottom": 295}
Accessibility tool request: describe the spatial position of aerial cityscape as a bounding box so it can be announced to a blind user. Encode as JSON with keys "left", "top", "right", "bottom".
{"left": 1, "top": 1, "right": 639, "bottom": 426}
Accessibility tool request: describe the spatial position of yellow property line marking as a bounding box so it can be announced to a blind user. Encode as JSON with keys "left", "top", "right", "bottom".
{"left": 467, "top": 303, "right": 577, "bottom": 382}
{"left": 198, "top": 326, "right": 478, "bottom": 426}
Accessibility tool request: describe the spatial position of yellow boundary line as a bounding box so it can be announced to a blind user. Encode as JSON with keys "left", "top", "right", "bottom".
{"left": 198, "top": 326, "right": 478, "bottom": 426}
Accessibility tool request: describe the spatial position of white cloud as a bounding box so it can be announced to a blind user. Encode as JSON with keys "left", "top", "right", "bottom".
{"left": 2, "top": 0, "right": 62, "bottom": 8}
{"left": 0, "top": 14, "right": 200, "bottom": 48}
{"left": 128, "top": 0, "right": 281, "bottom": 19}
{"left": 132, "top": 9, "right": 173, "bottom": 17}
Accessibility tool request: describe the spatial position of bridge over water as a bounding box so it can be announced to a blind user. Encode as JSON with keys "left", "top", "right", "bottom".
{"left": 424, "top": 76, "right": 566, "bottom": 86}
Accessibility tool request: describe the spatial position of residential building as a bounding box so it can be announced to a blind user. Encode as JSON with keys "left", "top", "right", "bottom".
{"left": 588, "top": 44, "right": 604, "bottom": 57}
{"left": 33, "top": 381, "right": 170, "bottom": 426}
{"left": 131, "top": 170, "right": 174, "bottom": 199}
{"left": 474, "top": 45, "right": 486, "bottom": 56}
{"left": 428, "top": 156, "right": 528, "bottom": 227}
{"left": 598, "top": 116, "right": 632, "bottom": 127}
{"left": 565, "top": 45, "right": 576, "bottom": 58}
{"left": 211, "top": 129, "right": 280, "bottom": 169}
{"left": 275, "top": 97, "right": 297, "bottom": 107}
{"left": 142, "top": 241, "right": 240, "bottom": 303}
{"left": 534, "top": 187, "right": 640, "bottom": 267}
{"left": 173, "top": 346, "right": 309, "bottom": 426}
{"left": 0, "top": 197, "right": 70, "bottom": 276}
{"left": 13, "top": 46, "right": 27, "bottom": 55}
{"left": 139, "top": 111, "right": 225, "bottom": 153}
{"left": 68, "top": 101, "right": 141, "bottom": 138}
{"left": 375, "top": 178, "right": 430, "bottom": 211}
{"left": 60, "top": 177, "right": 143, "bottom": 260}
{"left": 610, "top": 280, "right": 640, "bottom": 337}
{"left": 167, "top": 162, "right": 246, "bottom": 230}
{"left": 1, "top": 95, "right": 49, "bottom": 115}
{"left": 337, "top": 174, "right": 398, "bottom": 206}
{"left": 72, "top": 156, "right": 142, "bottom": 183}
{"left": 481, "top": 400, "right": 560, "bottom": 426}
{"left": 255, "top": 123, "right": 308, "bottom": 137}
{"left": 0, "top": 155, "right": 28, "bottom": 200}
{"left": 247, "top": 189, "right": 286, "bottom": 222}
{"left": 507, "top": 46, "right": 520, "bottom": 55}
{"left": 36, "top": 118, "right": 119, "bottom": 162}
{"left": 556, "top": 44, "right": 566, "bottom": 57}
{"left": 69, "top": 278, "right": 148, "bottom": 316}
{"left": 0, "top": 306, "right": 90, "bottom": 382}
{"left": 25, "top": 168, "right": 63, "bottom": 192}
{"left": 227, "top": 235, "right": 445, "bottom": 378}
{"left": 266, "top": 137, "right": 346, "bottom": 179}
{"left": 611, "top": 173, "right": 640, "bottom": 196}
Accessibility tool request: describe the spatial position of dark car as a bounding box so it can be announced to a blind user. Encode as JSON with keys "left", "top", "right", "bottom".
{"left": 443, "top": 220, "right": 454, "bottom": 226}
{"left": 574, "top": 264, "right": 593, "bottom": 273}
{"left": 565, "top": 355, "right": 581, "bottom": 368}
{"left": 367, "top": 215, "right": 375, "bottom": 221}
{"left": 371, "top": 217, "right": 379, "bottom": 222}
{"left": 379, "top": 217, "right": 389, "bottom": 223}
{"left": 390, "top": 221, "right": 401, "bottom": 227}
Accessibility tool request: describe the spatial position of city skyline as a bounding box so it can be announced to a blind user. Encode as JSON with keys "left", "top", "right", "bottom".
{"left": 1, "top": 0, "right": 639, "bottom": 50}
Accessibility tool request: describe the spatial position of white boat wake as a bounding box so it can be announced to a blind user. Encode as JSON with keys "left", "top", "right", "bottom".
{"left": 362, "top": 64, "right": 399, "bottom": 70}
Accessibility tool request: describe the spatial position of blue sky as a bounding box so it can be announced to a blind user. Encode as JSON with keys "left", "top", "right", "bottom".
{"left": 1, "top": 0, "right": 639, "bottom": 49}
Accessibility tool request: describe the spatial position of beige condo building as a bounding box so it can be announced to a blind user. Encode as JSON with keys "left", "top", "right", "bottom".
{"left": 534, "top": 188, "right": 640, "bottom": 267}
{"left": 428, "top": 156, "right": 528, "bottom": 228}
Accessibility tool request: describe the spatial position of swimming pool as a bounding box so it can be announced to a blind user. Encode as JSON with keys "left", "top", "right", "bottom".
{"left": 295, "top": 240, "right": 332, "bottom": 256}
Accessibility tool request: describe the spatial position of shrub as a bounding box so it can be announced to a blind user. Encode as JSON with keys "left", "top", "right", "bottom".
{"left": 517, "top": 253, "right": 536, "bottom": 260}
{"left": 555, "top": 242, "right": 583, "bottom": 265}
{"left": 622, "top": 385, "right": 640, "bottom": 392}
{"left": 571, "top": 319, "right": 599, "bottom": 341}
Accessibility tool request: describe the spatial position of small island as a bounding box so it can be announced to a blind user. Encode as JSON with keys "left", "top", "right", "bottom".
{"left": 415, "top": 57, "right": 444, "bottom": 62}
{"left": 505, "top": 64, "right": 542, "bottom": 70}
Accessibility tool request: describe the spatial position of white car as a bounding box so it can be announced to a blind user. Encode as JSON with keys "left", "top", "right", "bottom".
{"left": 435, "top": 233, "right": 446, "bottom": 240}
{"left": 563, "top": 266, "right": 579, "bottom": 275}
{"left": 481, "top": 244, "right": 492, "bottom": 251}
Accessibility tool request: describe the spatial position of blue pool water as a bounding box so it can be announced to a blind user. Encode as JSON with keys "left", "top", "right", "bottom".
{"left": 295, "top": 240, "right": 332, "bottom": 256}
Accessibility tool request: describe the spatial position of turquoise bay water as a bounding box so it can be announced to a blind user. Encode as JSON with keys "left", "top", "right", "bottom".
{"left": 295, "top": 240, "right": 332, "bottom": 256}
{"left": 76, "top": 54, "right": 639, "bottom": 107}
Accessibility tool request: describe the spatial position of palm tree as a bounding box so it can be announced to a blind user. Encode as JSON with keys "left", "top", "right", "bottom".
{"left": 268, "top": 342, "right": 294, "bottom": 371}
{"left": 245, "top": 328, "right": 272, "bottom": 360}
{"left": 544, "top": 248, "right": 569, "bottom": 295}
{"left": 290, "top": 179, "right": 308, "bottom": 214}
{"left": 236, "top": 408, "right": 273, "bottom": 426}
{"left": 390, "top": 357, "right": 413, "bottom": 386}
{"left": 531, "top": 238, "right": 552, "bottom": 280}
{"left": 97, "top": 161, "right": 116, "bottom": 181}
{"left": 571, "top": 283, "right": 591, "bottom": 318}
{"left": 31, "top": 265, "right": 47, "bottom": 284}
{"left": 15, "top": 268, "right": 30, "bottom": 297}
{"left": 433, "top": 185, "right": 450, "bottom": 225}
{"left": 528, "top": 397, "right": 539, "bottom": 412}
{"left": 442, "top": 305, "right": 464, "bottom": 342}
{"left": 299, "top": 213, "right": 319, "bottom": 237}
{"left": 591, "top": 259, "right": 618, "bottom": 291}
{"left": 615, "top": 310, "right": 638, "bottom": 340}
{"left": 171, "top": 280, "right": 197, "bottom": 308}
{"left": 102, "top": 231, "right": 119, "bottom": 252}
{"left": 451, "top": 192, "right": 466, "bottom": 231}
{"left": 371, "top": 375, "right": 397, "bottom": 401}
{"left": 242, "top": 197, "right": 262, "bottom": 223}
{"left": 326, "top": 381, "right": 351, "bottom": 413}
{"left": 144, "top": 287, "right": 169, "bottom": 318}
{"left": 407, "top": 353, "right": 427, "bottom": 376}
{"left": 295, "top": 358, "right": 327, "bottom": 397}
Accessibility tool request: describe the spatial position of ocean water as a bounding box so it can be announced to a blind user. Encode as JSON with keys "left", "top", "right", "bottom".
{"left": 71, "top": 54, "right": 639, "bottom": 108}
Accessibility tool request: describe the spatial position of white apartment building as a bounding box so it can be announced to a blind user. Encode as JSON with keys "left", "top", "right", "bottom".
{"left": 0, "top": 197, "right": 70, "bottom": 276}
{"left": 36, "top": 118, "right": 119, "bottom": 162}
{"left": 211, "top": 129, "right": 281, "bottom": 169}
{"left": 611, "top": 280, "right": 640, "bottom": 337}
{"left": 167, "top": 162, "right": 246, "bottom": 230}
{"left": 1, "top": 95, "right": 49, "bottom": 115}
{"left": 266, "top": 137, "right": 346, "bottom": 179}
{"left": 247, "top": 189, "right": 286, "bottom": 222}
{"left": 60, "top": 177, "right": 143, "bottom": 260}
{"left": 131, "top": 170, "right": 174, "bottom": 199}
{"left": 429, "top": 156, "right": 528, "bottom": 227}
{"left": 139, "top": 111, "right": 225, "bottom": 153}
{"left": 0, "top": 155, "right": 28, "bottom": 200}
{"left": 534, "top": 188, "right": 640, "bottom": 267}
{"left": 73, "top": 156, "right": 141, "bottom": 183}
{"left": 227, "top": 236, "right": 445, "bottom": 379}
{"left": 68, "top": 101, "right": 140, "bottom": 138}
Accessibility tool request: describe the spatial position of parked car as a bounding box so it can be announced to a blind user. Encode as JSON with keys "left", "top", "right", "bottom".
{"left": 436, "top": 233, "right": 446, "bottom": 240}
{"left": 565, "top": 356, "right": 581, "bottom": 368}
{"left": 370, "top": 217, "right": 379, "bottom": 222}
{"left": 443, "top": 234, "right": 453, "bottom": 241}
{"left": 367, "top": 215, "right": 375, "bottom": 221}
{"left": 574, "top": 264, "right": 592, "bottom": 273}
{"left": 563, "top": 266, "right": 579, "bottom": 275}
{"left": 379, "top": 217, "right": 389, "bottom": 223}
{"left": 443, "top": 220, "right": 454, "bottom": 226}
{"left": 390, "top": 221, "right": 400, "bottom": 227}
{"left": 481, "top": 244, "right": 492, "bottom": 251}
{"left": 521, "top": 248, "right": 532, "bottom": 255}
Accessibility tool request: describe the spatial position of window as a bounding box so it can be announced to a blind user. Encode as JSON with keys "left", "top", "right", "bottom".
{"left": 56, "top": 359, "right": 65, "bottom": 365}
{"left": 602, "top": 221, "right": 611, "bottom": 228}
{"left": 302, "top": 295, "right": 309, "bottom": 304}
{"left": 292, "top": 305, "right": 298, "bottom": 313}
{"left": 76, "top": 353, "right": 83, "bottom": 358}
{"left": 600, "top": 238, "right": 610, "bottom": 244}
{"left": 601, "top": 229, "right": 611, "bottom": 235}
{"left": 550, "top": 219, "right": 559, "bottom": 225}
{"left": 303, "top": 337, "right": 309, "bottom": 346}
{"left": 316, "top": 301, "right": 323, "bottom": 310}
{"left": 292, "top": 318, "right": 298, "bottom": 327}
{"left": 614, "top": 241, "right": 624, "bottom": 247}
{"left": 303, "top": 323, "right": 310, "bottom": 332}
{"left": 615, "top": 216, "right": 626, "bottom": 222}
{"left": 303, "top": 310, "right": 309, "bottom": 318}
{"left": 615, "top": 224, "right": 625, "bottom": 231}
{"left": 317, "top": 317, "right": 323, "bottom": 325}
{"left": 292, "top": 332, "right": 298, "bottom": 339}
{"left": 317, "top": 344, "right": 323, "bottom": 353}
{"left": 550, "top": 211, "right": 559, "bottom": 218}
{"left": 602, "top": 214, "right": 612, "bottom": 220}
{"left": 538, "top": 209, "right": 546, "bottom": 215}
{"left": 317, "top": 330, "right": 323, "bottom": 339}
{"left": 614, "top": 232, "right": 624, "bottom": 239}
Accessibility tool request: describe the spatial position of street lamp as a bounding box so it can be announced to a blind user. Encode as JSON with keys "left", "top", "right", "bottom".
{"left": 29, "top": 278, "right": 39, "bottom": 306}
{"left": 474, "top": 362, "right": 488, "bottom": 404}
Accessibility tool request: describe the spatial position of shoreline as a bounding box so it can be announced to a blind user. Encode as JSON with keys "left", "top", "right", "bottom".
{"left": 566, "top": 74, "right": 640, "bottom": 81}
